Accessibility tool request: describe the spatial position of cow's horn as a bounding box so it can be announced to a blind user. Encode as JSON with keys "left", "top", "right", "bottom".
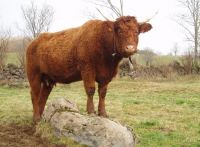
{"left": 139, "top": 11, "right": 158, "bottom": 24}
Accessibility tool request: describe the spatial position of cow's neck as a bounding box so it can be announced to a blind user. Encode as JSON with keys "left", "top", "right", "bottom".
{"left": 104, "top": 41, "right": 122, "bottom": 72}
{"left": 109, "top": 32, "right": 122, "bottom": 65}
{"left": 111, "top": 32, "right": 117, "bottom": 57}
{"left": 100, "top": 21, "right": 123, "bottom": 69}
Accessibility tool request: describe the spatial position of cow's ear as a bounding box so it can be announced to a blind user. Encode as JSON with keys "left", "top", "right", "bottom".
{"left": 139, "top": 23, "right": 152, "bottom": 33}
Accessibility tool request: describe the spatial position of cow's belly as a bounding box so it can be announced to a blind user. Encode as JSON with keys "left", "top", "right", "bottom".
{"left": 50, "top": 71, "right": 81, "bottom": 84}
{"left": 40, "top": 59, "right": 81, "bottom": 84}
{"left": 42, "top": 69, "right": 81, "bottom": 84}
{"left": 38, "top": 50, "right": 82, "bottom": 83}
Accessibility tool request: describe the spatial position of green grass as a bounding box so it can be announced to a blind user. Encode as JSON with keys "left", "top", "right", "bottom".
{"left": 0, "top": 77, "right": 200, "bottom": 146}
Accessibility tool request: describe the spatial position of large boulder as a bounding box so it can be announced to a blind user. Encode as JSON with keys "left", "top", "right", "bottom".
{"left": 42, "top": 98, "right": 135, "bottom": 147}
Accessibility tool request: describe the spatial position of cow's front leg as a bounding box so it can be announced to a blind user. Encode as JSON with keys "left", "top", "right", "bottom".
{"left": 98, "top": 83, "right": 108, "bottom": 117}
{"left": 81, "top": 68, "right": 96, "bottom": 114}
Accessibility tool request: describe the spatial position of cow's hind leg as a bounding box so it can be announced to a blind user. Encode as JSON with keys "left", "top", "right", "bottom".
{"left": 39, "top": 79, "right": 54, "bottom": 116}
{"left": 29, "top": 74, "right": 42, "bottom": 122}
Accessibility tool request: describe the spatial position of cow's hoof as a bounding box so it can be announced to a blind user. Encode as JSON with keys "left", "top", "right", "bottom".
{"left": 98, "top": 112, "right": 108, "bottom": 118}
{"left": 88, "top": 110, "right": 96, "bottom": 114}
{"left": 88, "top": 113, "right": 97, "bottom": 117}
{"left": 87, "top": 109, "right": 96, "bottom": 114}
{"left": 33, "top": 116, "right": 41, "bottom": 124}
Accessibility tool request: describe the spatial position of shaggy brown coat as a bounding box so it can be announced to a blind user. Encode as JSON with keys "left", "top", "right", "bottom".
{"left": 26, "top": 16, "right": 152, "bottom": 122}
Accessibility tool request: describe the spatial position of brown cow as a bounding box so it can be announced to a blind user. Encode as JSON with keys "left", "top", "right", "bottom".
{"left": 26, "top": 16, "right": 152, "bottom": 122}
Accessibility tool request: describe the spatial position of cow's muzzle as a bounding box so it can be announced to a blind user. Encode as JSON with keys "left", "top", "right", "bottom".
{"left": 124, "top": 45, "right": 137, "bottom": 56}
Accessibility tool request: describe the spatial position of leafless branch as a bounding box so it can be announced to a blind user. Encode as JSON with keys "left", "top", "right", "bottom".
{"left": 20, "top": 1, "right": 54, "bottom": 39}
{"left": 107, "top": 0, "right": 121, "bottom": 17}
{"left": 87, "top": 0, "right": 124, "bottom": 20}
{"left": 16, "top": 37, "right": 30, "bottom": 68}
{"left": 120, "top": 0, "right": 123, "bottom": 16}
{"left": 0, "top": 28, "right": 11, "bottom": 69}
{"left": 177, "top": 0, "right": 200, "bottom": 64}
{"left": 96, "top": 8, "right": 109, "bottom": 20}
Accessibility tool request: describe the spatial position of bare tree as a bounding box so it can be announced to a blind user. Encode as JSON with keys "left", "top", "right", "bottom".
{"left": 0, "top": 28, "right": 10, "bottom": 70}
{"left": 181, "top": 49, "right": 193, "bottom": 74}
{"left": 17, "top": 1, "right": 54, "bottom": 69}
{"left": 177, "top": 0, "right": 200, "bottom": 65}
{"left": 16, "top": 37, "right": 29, "bottom": 68}
{"left": 21, "top": 1, "right": 54, "bottom": 39}
{"left": 171, "top": 43, "right": 179, "bottom": 56}
{"left": 140, "top": 48, "right": 156, "bottom": 67}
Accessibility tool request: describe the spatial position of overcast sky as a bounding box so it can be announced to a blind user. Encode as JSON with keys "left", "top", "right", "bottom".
{"left": 0, "top": 0, "right": 189, "bottom": 55}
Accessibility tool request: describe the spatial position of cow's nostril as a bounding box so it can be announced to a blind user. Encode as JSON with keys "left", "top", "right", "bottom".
{"left": 126, "top": 45, "right": 134, "bottom": 50}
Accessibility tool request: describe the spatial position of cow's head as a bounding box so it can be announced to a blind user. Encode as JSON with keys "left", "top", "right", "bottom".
{"left": 114, "top": 16, "right": 152, "bottom": 57}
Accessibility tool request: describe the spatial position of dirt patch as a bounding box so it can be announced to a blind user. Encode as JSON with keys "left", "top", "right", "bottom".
{"left": 0, "top": 124, "right": 66, "bottom": 147}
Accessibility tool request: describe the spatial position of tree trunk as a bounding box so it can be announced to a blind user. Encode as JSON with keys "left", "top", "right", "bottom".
{"left": 194, "top": 15, "right": 199, "bottom": 67}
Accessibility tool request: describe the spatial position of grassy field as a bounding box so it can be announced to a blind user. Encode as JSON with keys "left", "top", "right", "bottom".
{"left": 0, "top": 77, "right": 200, "bottom": 146}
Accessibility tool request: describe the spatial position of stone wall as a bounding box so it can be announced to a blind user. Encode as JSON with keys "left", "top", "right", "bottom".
{"left": 0, "top": 64, "right": 26, "bottom": 86}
